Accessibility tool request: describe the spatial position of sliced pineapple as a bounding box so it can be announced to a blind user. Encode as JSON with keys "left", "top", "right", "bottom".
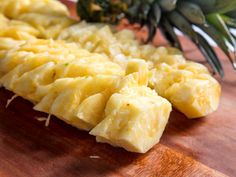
{"left": 12, "top": 62, "right": 56, "bottom": 102}
{"left": 0, "top": 38, "right": 25, "bottom": 51}
{"left": 0, "top": 0, "right": 74, "bottom": 39}
{"left": 54, "top": 58, "right": 124, "bottom": 78}
{"left": 59, "top": 20, "right": 221, "bottom": 118}
{"left": 17, "top": 13, "right": 75, "bottom": 39}
{"left": 0, "top": 39, "right": 124, "bottom": 101}
{"left": 0, "top": 39, "right": 122, "bottom": 75}
{"left": 76, "top": 93, "right": 107, "bottom": 127}
{"left": 0, "top": 14, "right": 39, "bottom": 40}
{"left": 0, "top": 0, "right": 222, "bottom": 153}
{"left": 0, "top": 0, "right": 70, "bottom": 18}
{"left": 0, "top": 38, "right": 25, "bottom": 67}
{"left": 34, "top": 75, "right": 120, "bottom": 130}
{"left": 151, "top": 62, "right": 221, "bottom": 118}
{"left": 125, "top": 59, "right": 150, "bottom": 85}
{"left": 58, "top": 22, "right": 104, "bottom": 52}
{"left": 90, "top": 84, "right": 172, "bottom": 153}
{"left": 13, "top": 39, "right": 90, "bottom": 57}
{"left": 58, "top": 23, "right": 122, "bottom": 58}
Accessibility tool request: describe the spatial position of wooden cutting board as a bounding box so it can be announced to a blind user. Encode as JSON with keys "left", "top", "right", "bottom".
{"left": 0, "top": 2, "right": 236, "bottom": 177}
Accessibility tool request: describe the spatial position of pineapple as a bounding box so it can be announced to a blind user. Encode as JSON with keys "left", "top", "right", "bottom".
{"left": 17, "top": 13, "right": 75, "bottom": 39}
{"left": 0, "top": 14, "right": 39, "bottom": 40}
{"left": 0, "top": 0, "right": 221, "bottom": 118}
{"left": 58, "top": 20, "right": 221, "bottom": 118}
{"left": 0, "top": 38, "right": 25, "bottom": 67}
{"left": 0, "top": 0, "right": 227, "bottom": 152}
{"left": 34, "top": 75, "right": 119, "bottom": 130}
{"left": 0, "top": 38, "right": 25, "bottom": 51}
{"left": 0, "top": 0, "right": 75, "bottom": 39}
{"left": 0, "top": 32, "right": 172, "bottom": 152}
{"left": 0, "top": 0, "right": 70, "bottom": 19}
{"left": 151, "top": 62, "right": 221, "bottom": 118}
{"left": 77, "top": 0, "right": 236, "bottom": 76}
{"left": 90, "top": 76, "right": 172, "bottom": 153}
{"left": 58, "top": 23, "right": 123, "bottom": 61}
{"left": 0, "top": 39, "right": 124, "bottom": 102}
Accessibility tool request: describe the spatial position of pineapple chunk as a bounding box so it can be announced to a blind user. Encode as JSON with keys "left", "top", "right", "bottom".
{"left": 0, "top": 39, "right": 124, "bottom": 102}
{"left": 0, "top": 14, "right": 39, "bottom": 40}
{"left": 0, "top": 39, "right": 124, "bottom": 75}
{"left": 17, "top": 13, "right": 75, "bottom": 39}
{"left": 54, "top": 58, "right": 124, "bottom": 78}
{"left": 0, "top": 38, "right": 25, "bottom": 68}
{"left": 152, "top": 63, "right": 221, "bottom": 118}
{"left": 76, "top": 93, "right": 107, "bottom": 126}
{"left": 33, "top": 78, "right": 75, "bottom": 112}
{"left": 0, "top": 0, "right": 70, "bottom": 18}
{"left": 58, "top": 22, "right": 103, "bottom": 52}
{"left": 58, "top": 23, "right": 122, "bottom": 58}
{"left": 12, "top": 62, "right": 56, "bottom": 101}
{"left": 34, "top": 75, "right": 120, "bottom": 130}
{"left": 46, "top": 78, "right": 93, "bottom": 130}
{"left": 20, "top": 0, "right": 70, "bottom": 16}
{"left": 0, "top": 38, "right": 25, "bottom": 51}
{"left": 125, "top": 59, "right": 150, "bottom": 85}
{"left": 90, "top": 85, "right": 172, "bottom": 153}
{"left": 164, "top": 75, "right": 220, "bottom": 118}
{"left": 0, "top": 54, "right": 54, "bottom": 90}
{"left": 14, "top": 39, "right": 91, "bottom": 57}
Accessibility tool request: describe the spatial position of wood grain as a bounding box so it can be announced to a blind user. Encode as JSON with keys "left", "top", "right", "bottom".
{"left": 0, "top": 1, "right": 235, "bottom": 176}
{"left": 0, "top": 89, "right": 226, "bottom": 177}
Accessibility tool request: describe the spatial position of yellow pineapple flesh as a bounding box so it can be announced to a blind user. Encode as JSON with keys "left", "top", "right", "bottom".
{"left": 0, "top": 34, "right": 172, "bottom": 152}
{"left": 17, "top": 13, "right": 75, "bottom": 39}
{"left": 0, "top": 14, "right": 39, "bottom": 40}
{"left": 151, "top": 62, "right": 221, "bottom": 118}
{"left": 0, "top": 0, "right": 70, "bottom": 19}
{"left": 0, "top": 39, "right": 124, "bottom": 102}
{"left": 58, "top": 21, "right": 221, "bottom": 118}
{"left": 0, "top": 0, "right": 222, "bottom": 153}
{"left": 90, "top": 75, "right": 172, "bottom": 153}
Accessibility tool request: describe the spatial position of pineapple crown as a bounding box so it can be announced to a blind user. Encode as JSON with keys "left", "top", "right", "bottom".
{"left": 77, "top": 0, "right": 236, "bottom": 77}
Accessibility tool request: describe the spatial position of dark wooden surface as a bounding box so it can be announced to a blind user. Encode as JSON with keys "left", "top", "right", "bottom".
{"left": 0, "top": 1, "right": 235, "bottom": 177}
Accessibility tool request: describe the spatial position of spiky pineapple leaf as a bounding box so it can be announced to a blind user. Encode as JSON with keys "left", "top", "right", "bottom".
{"left": 207, "top": 13, "right": 236, "bottom": 48}
{"left": 159, "top": 0, "right": 177, "bottom": 11}
{"left": 148, "top": 2, "right": 161, "bottom": 27}
{"left": 168, "top": 11, "right": 198, "bottom": 42}
{"left": 200, "top": 24, "right": 236, "bottom": 69}
{"left": 221, "top": 15, "right": 236, "bottom": 28}
{"left": 196, "top": 33, "right": 224, "bottom": 77}
{"left": 177, "top": 1, "right": 206, "bottom": 25}
{"left": 161, "top": 17, "right": 182, "bottom": 50}
{"left": 146, "top": 2, "right": 161, "bottom": 42}
{"left": 188, "top": 0, "right": 236, "bottom": 14}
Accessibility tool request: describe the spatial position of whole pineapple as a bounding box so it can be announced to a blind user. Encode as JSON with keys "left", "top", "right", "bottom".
{"left": 77, "top": 0, "right": 236, "bottom": 77}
